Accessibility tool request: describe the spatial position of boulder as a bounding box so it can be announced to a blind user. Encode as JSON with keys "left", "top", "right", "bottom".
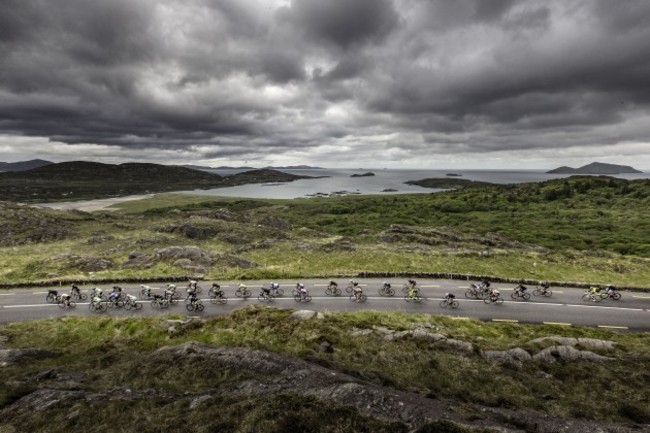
{"left": 0, "top": 349, "right": 59, "bottom": 367}
{"left": 532, "top": 345, "right": 613, "bottom": 362}
{"left": 291, "top": 310, "right": 318, "bottom": 321}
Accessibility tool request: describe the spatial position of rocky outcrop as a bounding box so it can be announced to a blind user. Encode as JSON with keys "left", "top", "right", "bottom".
{"left": 122, "top": 246, "right": 212, "bottom": 272}
{"left": 290, "top": 310, "right": 325, "bottom": 321}
{"left": 0, "top": 349, "right": 59, "bottom": 367}
{"left": 257, "top": 215, "right": 292, "bottom": 231}
{"left": 51, "top": 254, "right": 114, "bottom": 272}
{"left": 532, "top": 345, "right": 613, "bottom": 362}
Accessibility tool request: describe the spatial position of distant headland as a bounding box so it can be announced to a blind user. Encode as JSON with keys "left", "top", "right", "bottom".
{"left": 547, "top": 162, "right": 642, "bottom": 174}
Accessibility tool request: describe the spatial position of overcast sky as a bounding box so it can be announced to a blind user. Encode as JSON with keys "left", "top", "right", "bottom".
{"left": 1, "top": 0, "right": 650, "bottom": 169}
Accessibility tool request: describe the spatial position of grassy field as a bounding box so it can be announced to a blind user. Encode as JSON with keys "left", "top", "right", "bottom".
{"left": 1, "top": 176, "right": 650, "bottom": 286}
{"left": 1, "top": 307, "right": 648, "bottom": 430}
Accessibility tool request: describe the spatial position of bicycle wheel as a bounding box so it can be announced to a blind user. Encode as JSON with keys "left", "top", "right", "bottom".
{"left": 125, "top": 302, "right": 133, "bottom": 310}
{"left": 464, "top": 290, "right": 474, "bottom": 299}
{"left": 134, "top": 302, "right": 143, "bottom": 310}
{"left": 484, "top": 297, "right": 493, "bottom": 304}
{"left": 533, "top": 288, "right": 542, "bottom": 296}
{"left": 439, "top": 300, "right": 447, "bottom": 308}
{"left": 388, "top": 288, "right": 395, "bottom": 296}
{"left": 523, "top": 293, "right": 531, "bottom": 301}
{"left": 495, "top": 297, "right": 504, "bottom": 305}
{"left": 346, "top": 286, "right": 353, "bottom": 294}
{"left": 450, "top": 300, "right": 459, "bottom": 309}
{"left": 544, "top": 290, "right": 553, "bottom": 297}
{"left": 304, "top": 295, "right": 312, "bottom": 302}
{"left": 582, "top": 293, "right": 591, "bottom": 301}
{"left": 186, "top": 303, "right": 194, "bottom": 311}
{"left": 46, "top": 294, "right": 56, "bottom": 303}
{"left": 258, "top": 294, "right": 266, "bottom": 302}
{"left": 612, "top": 292, "right": 621, "bottom": 300}
{"left": 325, "top": 288, "right": 333, "bottom": 296}
{"left": 294, "top": 294, "right": 302, "bottom": 302}
{"left": 275, "top": 288, "right": 284, "bottom": 296}
{"left": 79, "top": 293, "right": 88, "bottom": 300}
{"left": 58, "top": 301, "right": 66, "bottom": 309}
{"left": 68, "top": 301, "right": 76, "bottom": 308}
{"left": 196, "top": 303, "right": 204, "bottom": 312}
{"left": 511, "top": 292, "right": 518, "bottom": 300}
{"left": 349, "top": 294, "right": 356, "bottom": 302}
{"left": 359, "top": 294, "right": 367, "bottom": 302}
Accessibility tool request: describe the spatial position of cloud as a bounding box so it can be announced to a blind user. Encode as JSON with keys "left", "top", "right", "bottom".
{"left": 0, "top": 0, "right": 649, "bottom": 168}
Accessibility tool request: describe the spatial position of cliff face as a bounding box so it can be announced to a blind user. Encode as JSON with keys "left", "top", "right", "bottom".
{"left": 548, "top": 162, "right": 642, "bottom": 174}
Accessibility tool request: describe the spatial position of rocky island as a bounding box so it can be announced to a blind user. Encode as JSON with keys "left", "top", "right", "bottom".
{"left": 547, "top": 162, "right": 642, "bottom": 174}
{"left": 350, "top": 172, "right": 375, "bottom": 177}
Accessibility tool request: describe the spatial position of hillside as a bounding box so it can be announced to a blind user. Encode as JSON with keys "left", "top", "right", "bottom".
{"left": 0, "top": 162, "right": 310, "bottom": 202}
{"left": 1, "top": 309, "right": 648, "bottom": 432}
{"left": 547, "top": 162, "right": 642, "bottom": 174}
{"left": 0, "top": 159, "right": 53, "bottom": 172}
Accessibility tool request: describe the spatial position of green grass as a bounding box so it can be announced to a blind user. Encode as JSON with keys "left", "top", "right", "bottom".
{"left": 2, "top": 176, "right": 650, "bottom": 287}
{"left": 1, "top": 308, "right": 649, "bottom": 426}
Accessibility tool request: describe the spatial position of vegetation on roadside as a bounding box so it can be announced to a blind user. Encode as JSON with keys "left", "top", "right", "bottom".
{"left": 0, "top": 307, "right": 648, "bottom": 431}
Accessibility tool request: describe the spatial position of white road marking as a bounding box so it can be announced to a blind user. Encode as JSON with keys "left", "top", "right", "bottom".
{"left": 0, "top": 293, "right": 15, "bottom": 296}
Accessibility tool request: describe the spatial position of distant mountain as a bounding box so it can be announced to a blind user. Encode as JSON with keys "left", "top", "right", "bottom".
{"left": 0, "top": 159, "right": 53, "bottom": 172}
{"left": 547, "top": 162, "right": 642, "bottom": 174}
{"left": 0, "top": 162, "right": 312, "bottom": 202}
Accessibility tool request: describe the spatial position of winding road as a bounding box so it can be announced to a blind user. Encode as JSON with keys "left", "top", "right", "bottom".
{"left": 1, "top": 278, "right": 649, "bottom": 330}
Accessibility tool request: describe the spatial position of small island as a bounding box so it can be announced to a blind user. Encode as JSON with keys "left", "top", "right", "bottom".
{"left": 350, "top": 172, "right": 375, "bottom": 177}
{"left": 547, "top": 162, "right": 642, "bottom": 174}
{"left": 446, "top": 173, "right": 462, "bottom": 177}
{"left": 405, "top": 178, "right": 493, "bottom": 189}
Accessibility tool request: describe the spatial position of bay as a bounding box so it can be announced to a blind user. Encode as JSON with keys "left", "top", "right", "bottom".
{"left": 179, "top": 168, "right": 650, "bottom": 199}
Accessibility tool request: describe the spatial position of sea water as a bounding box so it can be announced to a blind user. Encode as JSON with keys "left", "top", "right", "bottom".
{"left": 179, "top": 168, "right": 650, "bottom": 199}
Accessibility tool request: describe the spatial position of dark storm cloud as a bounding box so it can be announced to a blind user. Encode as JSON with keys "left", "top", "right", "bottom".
{"left": 1, "top": 0, "right": 650, "bottom": 165}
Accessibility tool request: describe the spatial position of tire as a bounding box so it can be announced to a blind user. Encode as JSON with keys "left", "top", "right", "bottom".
{"left": 582, "top": 293, "right": 591, "bottom": 301}
{"left": 612, "top": 292, "right": 621, "bottom": 300}
{"left": 346, "top": 286, "right": 353, "bottom": 294}
{"left": 325, "top": 288, "right": 333, "bottom": 296}
{"left": 533, "top": 288, "right": 542, "bottom": 296}
{"left": 58, "top": 301, "right": 66, "bottom": 308}
{"left": 450, "top": 300, "right": 459, "bottom": 309}
{"left": 116, "top": 300, "right": 125, "bottom": 308}
{"left": 495, "top": 297, "right": 504, "bottom": 305}
{"left": 523, "top": 293, "right": 531, "bottom": 301}
{"left": 294, "top": 294, "right": 302, "bottom": 302}
{"left": 484, "top": 297, "right": 493, "bottom": 304}
{"left": 544, "top": 290, "right": 553, "bottom": 297}
{"left": 349, "top": 295, "right": 356, "bottom": 302}
{"left": 186, "top": 303, "right": 194, "bottom": 311}
{"left": 275, "top": 288, "right": 284, "bottom": 296}
{"left": 196, "top": 303, "right": 204, "bottom": 312}
{"left": 68, "top": 301, "right": 76, "bottom": 308}
{"left": 304, "top": 294, "right": 312, "bottom": 302}
{"left": 46, "top": 294, "right": 56, "bottom": 303}
{"left": 465, "top": 290, "right": 474, "bottom": 299}
{"left": 359, "top": 294, "right": 367, "bottom": 302}
{"left": 511, "top": 292, "right": 517, "bottom": 300}
{"left": 388, "top": 288, "right": 395, "bottom": 296}
{"left": 134, "top": 302, "right": 142, "bottom": 310}
{"left": 439, "top": 300, "right": 447, "bottom": 308}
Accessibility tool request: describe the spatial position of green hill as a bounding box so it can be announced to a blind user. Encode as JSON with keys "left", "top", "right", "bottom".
{"left": 0, "top": 162, "right": 309, "bottom": 202}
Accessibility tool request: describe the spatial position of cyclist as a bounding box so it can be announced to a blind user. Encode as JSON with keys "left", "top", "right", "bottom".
{"left": 71, "top": 284, "right": 81, "bottom": 297}
{"left": 488, "top": 287, "right": 500, "bottom": 301}
{"left": 382, "top": 281, "right": 391, "bottom": 290}
{"left": 210, "top": 283, "right": 224, "bottom": 298}
{"left": 60, "top": 293, "right": 72, "bottom": 307}
{"left": 165, "top": 284, "right": 177, "bottom": 299}
{"left": 187, "top": 290, "right": 199, "bottom": 305}
{"left": 352, "top": 283, "right": 363, "bottom": 300}
{"left": 270, "top": 282, "right": 281, "bottom": 296}
{"left": 260, "top": 285, "right": 272, "bottom": 300}
{"left": 188, "top": 280, "right": 198, "bottom": 290}
{"left": 298, "top": 283, "right": 309, "bottom": 298}
{"left": 92, "top": 287, "right": 103, "bottom": 297}
{"left": 606, "top": 284, "right": 618, "bottom": 296}
{"left": 515, "top": 284, "right": 528, "bottom": 295}
{"left": 329, "top": 280, "right": 338, "bottom": 288}
{"left": 407, "top": 285, "right": 419, "bottom": 300}
{"left": 444, "top": 292, "right": 455, "bottom": 300}
{"left": 141, "top": 285, "right": 152, "bottom": 298}
{"left": 407, "top": 279, "right": 417, "bottom": 290}
{"left": 589, "top": 285, "right": 601, "bottom": 295}
{"left": 108, "top": 287, "right": 121, "bottom": 302}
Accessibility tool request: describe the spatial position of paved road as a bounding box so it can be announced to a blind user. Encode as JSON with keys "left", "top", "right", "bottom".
{"left": 1, "top": 278, "right": 649, "bottom": 330}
